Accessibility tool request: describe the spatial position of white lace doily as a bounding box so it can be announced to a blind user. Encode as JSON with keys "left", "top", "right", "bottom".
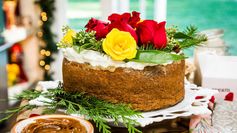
{"left": 130, "top": 80, "right": 218, "bottom": 127}
{"left": 212, "top": 100, "right": 237, "bottom": 132}
{"left": 31, "top": 80, "right": 218, "bottom": 127}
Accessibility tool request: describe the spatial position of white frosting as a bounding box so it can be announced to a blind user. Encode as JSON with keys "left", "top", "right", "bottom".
{"left": 36, "top": 80, "right": 61, "bottom": 92}
{"left": 29, "top": 95, "right": 53, "bottom": 106}
{"left": 29, "top": 81, "right": 60, "bottom": 106}
{"left": 62, "top": 48, "right": 158, "bottom": 70}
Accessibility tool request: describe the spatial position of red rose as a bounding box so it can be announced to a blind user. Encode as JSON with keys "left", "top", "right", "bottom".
{"left": 108, "top": 22, "right": 138, "bottom": 42}
{"left": 128, "top": 11, "right": 140, "bottom": 28}
{"left": 108, "top": 12, "right": 130, "bottom": 23}
{"left": 85, "top": 18, "right": 109, "bottom": 40}
{"left": 108, "top": 12, "right": 138, "bottom": 42}
{"left": 136, "top": 20, "right": 167, "bottom": 49}
{"left": 153, "top": 21, "right": 167, "bottom": 49}
{"left": 108, "top": 11, "right": 140, "bottom": 28}
{"left": 136, "top": 20, "right": 157, "bottom": 45}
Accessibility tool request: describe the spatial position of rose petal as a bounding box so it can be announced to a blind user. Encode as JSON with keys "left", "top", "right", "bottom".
{"left": 195, "top": 96, "right": 204, "bottom": 99}
{"left": 209, "top": 96, "right": 215, "bottom": 103}
{"left": 108, "top": 13, "right": 130, "bottom": 23}
{"left": 129, "top": 11, "right": 140, "bottom": 28}
{"left": 108, "top": 22, "right": 138, "bottom": 42}
{"left": 93, "top": 23, "right": 109, "bottom": 39}
{"left": 224, "top": 92, "right": 234, "bottom": 101}
{"left": 29, "top": 114, "right": 40, "bottom": 118}
{"left": 85, "top": 18, "right": 109, "bottom": 40}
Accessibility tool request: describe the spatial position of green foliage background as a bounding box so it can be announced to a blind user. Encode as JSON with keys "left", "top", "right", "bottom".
{"left": 36, "top": 0, "right": 58, "bottom": 80}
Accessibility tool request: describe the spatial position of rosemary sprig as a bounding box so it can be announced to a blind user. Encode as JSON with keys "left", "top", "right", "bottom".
{"left": 0, "top": 84, "right": 142, "bottom": 133}
{"left": 137, "top": 26, "right": 207, "bottom": 53}
{"left": 14, "top": 90, "right": 41, "bottom": 100}
{"left": 178, "top": 26, "right": 207, "bottom": 49}
{"left": 164, "top": 26, "right": 207, "bottom": 52}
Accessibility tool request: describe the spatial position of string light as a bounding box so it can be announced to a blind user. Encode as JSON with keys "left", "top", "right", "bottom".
{"left": 40, "top": 49, "right": 46, "bottom": 55}
{"left": 41, "top": 12, "right": 47, "bottom": 17}
{"left": 37, "top": 2, "right": 56, "bottom": 80}
{"left": 41, "top": 11, "right": 48, "bottom": 22}
{"left": 39, "top": 40, "right": 46, "bottom": 46}
{"left": 37, "top": 31, "right": 43, "bottom": 37}
{"left": 39, "top": 60, "right": 45, "bottom": 66}
{"left": 45, "top": 51, "right": 51, "bottom": 56}
{"left": 45, "top": 65, "right": 50, "bottom": 70}
{"left": 38, "top": 20, "right": 43, "bottom": 26}
{"left": 42, "top": 16, "right": 48, "bottom": 21}
{"left": 39, "top": 12, "right": 50, "bottom": 72}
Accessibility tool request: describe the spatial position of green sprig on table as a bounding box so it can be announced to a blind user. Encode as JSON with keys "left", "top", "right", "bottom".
{"left": 0, "top": 84, "right": 142, "bottom": 133}
{"left": 0, "top": 104, "right": 37, "bottom": 123}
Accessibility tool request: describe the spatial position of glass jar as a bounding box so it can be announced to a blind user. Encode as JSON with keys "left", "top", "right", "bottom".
{"left": 195, "top": 29, "right": 228, "bottom": 56}
{"left": 193, "top": 29, "right": 228, "bottom": 85}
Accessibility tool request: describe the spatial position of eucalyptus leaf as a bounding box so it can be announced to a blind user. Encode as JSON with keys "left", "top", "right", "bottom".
{"left": 173, "top": 32, "right": 193, "bottom": 39}
{"left": 132, "top": 50, "right": 186, "bottom": 64}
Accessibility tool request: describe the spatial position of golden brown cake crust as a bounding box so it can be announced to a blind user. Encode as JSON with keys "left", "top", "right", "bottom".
{"left": 63, "top": 58, "right": 185, "bottom": 111}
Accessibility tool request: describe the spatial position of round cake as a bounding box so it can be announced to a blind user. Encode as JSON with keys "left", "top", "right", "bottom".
{"left": 58, "top": 11, "right": 205, "bottom": 111}
{"left": 63, "top": 57, "right": 185, "bottom": 111}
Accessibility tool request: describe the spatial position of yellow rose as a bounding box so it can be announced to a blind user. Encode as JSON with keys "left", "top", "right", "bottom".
{"left": 7, "top": 64, "right": 19, "bottom": 74}
{"left": 102, "top": 28, "right": 137, "bottom": 61}
{"left": 8, "top": 73, "right": 16, "bottom": 81}
{"left": 62, "top": 29, "right": 76, "bottom": 46}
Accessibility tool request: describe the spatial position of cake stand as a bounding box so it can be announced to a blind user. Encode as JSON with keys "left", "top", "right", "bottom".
{"left": 30, "top": 80, "right": 218, "bottom": 127}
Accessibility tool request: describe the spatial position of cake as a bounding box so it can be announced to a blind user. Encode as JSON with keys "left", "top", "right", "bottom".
{"left": 58, "top": 11, "right": 206, "bottom": 111}
{"left": 63, "top": 58, "right": 185, "bottom": 111}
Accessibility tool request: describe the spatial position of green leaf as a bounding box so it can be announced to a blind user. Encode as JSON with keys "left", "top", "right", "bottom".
{"left": 173, "top": 32, "right": 193, "bottom": 39}
{"left": 132, "top": 50, "right": 186, "bottom": 64}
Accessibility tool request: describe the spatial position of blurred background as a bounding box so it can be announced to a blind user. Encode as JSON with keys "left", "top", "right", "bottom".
{"left": 68, "top": 0, "right": 237, "bottom": 56}
{"left": 0, "top": 0, "right": 237, "bottom": 125}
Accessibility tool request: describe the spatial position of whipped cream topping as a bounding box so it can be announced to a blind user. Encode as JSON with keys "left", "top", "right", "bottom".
{"left": 62, "top": 48, "right": 167, "bottom": 70}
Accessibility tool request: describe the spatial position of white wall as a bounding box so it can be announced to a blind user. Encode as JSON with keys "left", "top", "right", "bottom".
{"left": 51, "top": 0, "right": 68, "bottom": 80}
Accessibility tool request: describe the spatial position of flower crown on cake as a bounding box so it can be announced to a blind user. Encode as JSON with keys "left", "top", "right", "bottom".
{"left": 58, "top": 11, "right": 207, "bottom": 64}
